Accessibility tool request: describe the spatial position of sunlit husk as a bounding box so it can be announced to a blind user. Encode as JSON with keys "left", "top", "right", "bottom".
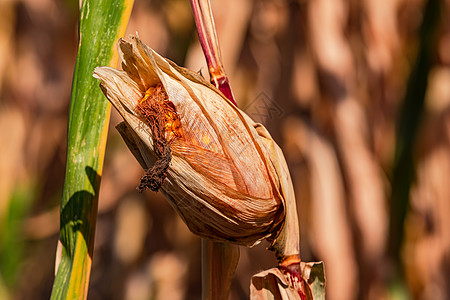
{"left": 250, "top": 268, "right": 307, "bottom": 300}
{"left": 250, "top": 262, "right": 326, "bottom": 300}
{"left": 93, "top": 35, "right": 297, "bottom": 251}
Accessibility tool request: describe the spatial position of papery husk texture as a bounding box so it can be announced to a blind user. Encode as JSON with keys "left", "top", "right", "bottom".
{"left": 93, "top": 36, "right": 298, "bottom": 256}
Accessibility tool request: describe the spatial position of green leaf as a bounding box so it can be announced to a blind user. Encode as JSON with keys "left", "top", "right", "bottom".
{"left": 50, "top": 0, "right": 133, "bottom": 299}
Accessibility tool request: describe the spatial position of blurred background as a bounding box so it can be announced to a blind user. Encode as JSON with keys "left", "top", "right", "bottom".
{"left": 0, "top": 0, "right": 449, "bottom": 299}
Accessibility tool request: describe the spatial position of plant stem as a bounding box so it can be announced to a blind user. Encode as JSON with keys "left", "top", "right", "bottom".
{"left": 189, "top": 0, "right": 236, "bottom": 105}
{"left": 201, "top": 240, "right": 240, "bottom": 300}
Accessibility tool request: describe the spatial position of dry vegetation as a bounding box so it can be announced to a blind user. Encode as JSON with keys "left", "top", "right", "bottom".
{"left": 0, "top": 0, "right": 449, "bottom": 299}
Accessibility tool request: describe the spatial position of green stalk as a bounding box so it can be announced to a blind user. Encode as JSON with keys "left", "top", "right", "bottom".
{"left": 50, "top": 1, "right": 133, "bottom": 299}
{"left": 387, "top": 0, "right": 442, "bottom": 295}
{"left": 388, "top": 0, "right": 442, "bottom": 269}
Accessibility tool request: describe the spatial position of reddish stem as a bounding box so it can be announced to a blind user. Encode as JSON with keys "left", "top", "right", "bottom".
{"left": 190, "top": 0, "right": 236, "bottom": 106}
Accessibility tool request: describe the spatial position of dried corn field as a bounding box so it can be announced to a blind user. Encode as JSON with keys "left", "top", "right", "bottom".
{"left": 1, "top": 0, "right": 450, "bottom": 299}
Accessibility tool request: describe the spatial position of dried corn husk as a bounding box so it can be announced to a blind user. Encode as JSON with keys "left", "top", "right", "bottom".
{"left": 93, "top": 36, "right": 321, "bottom": 298}
{"left": 94, "top": 35, "right": 296, "bottom": 254}
{"left": 251, "top": 262, "right": 325, "bottom": 300}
